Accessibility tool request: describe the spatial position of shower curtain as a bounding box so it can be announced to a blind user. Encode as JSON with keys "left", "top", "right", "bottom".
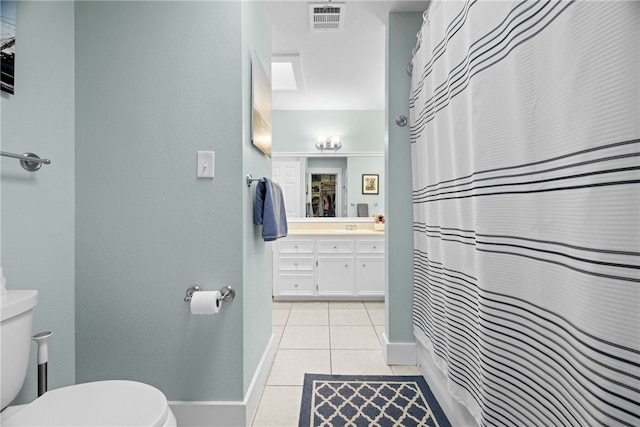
{"left": 409, "top": 1, "right": 639, "bottom": 426}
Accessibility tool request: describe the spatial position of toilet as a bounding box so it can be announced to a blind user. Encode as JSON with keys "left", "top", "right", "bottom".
{"left": 1, "top": 290, "right": 177, "bottom": 426}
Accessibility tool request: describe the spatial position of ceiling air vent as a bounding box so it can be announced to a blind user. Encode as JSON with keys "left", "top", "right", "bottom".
{"left": 309, "top": 3, "right": 345, "bottom": 32}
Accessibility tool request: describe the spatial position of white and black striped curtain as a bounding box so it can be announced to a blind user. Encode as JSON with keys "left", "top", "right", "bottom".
{"left": 409, "top": 1, "right": 639, "bottom": 426}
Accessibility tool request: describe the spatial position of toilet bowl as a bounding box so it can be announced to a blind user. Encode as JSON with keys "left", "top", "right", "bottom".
{"left": 2, "top": 380, "right": 176, "bottom": 427}
{"left": 1, "top": 289, "right": 177, "bottom": 426}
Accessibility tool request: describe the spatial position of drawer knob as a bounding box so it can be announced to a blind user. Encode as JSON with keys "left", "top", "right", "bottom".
{"left": 294, "top": 284, "right": 298, "bottom": 287}
{"left": 294, "top": 263, "right": 298, "bottom": 266}
{"left": 334, "top": 246, "right": 337, "bottom": 249}
{"left": 373, "top": 246, "right": 377, "bottom": 249}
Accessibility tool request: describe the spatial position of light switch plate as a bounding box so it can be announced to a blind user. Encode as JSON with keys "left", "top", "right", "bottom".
{"left": 197, "top": 151, "right": 214, "bottom": 178}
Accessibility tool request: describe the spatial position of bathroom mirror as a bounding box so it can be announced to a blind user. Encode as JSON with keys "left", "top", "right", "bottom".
{"left": 272, "top": 153, "right": 384, "bottom": 219}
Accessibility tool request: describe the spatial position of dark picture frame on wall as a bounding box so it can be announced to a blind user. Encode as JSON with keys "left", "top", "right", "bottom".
{"left": 362, "top": 174, "right": 379, "bottom": 195}
{"left": 1, "top": 0, "right": 16, "bottom": 94}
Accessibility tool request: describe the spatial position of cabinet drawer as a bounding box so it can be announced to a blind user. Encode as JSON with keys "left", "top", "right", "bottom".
{"left": 357, "top": 239, "right": 385, "bottom": 254}
{"left": 278, "top": 256, "right": 314, "bottom": 271}
{"left": 279, "top": 239, "right": 314, "bottom": 253}
{"left": 278, "top": 274, "right": 315, "bottom": 295}
{"left": 317, "top": 239, "right": 354, "bottom": 254}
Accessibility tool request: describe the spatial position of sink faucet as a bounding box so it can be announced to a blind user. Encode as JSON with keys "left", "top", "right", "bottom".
{"left": 345, "top": 224, "right": 357, "bottom": 230}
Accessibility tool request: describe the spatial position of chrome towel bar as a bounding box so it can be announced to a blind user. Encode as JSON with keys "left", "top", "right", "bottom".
{"left": 1, "top": 151, "right": 51, "bottom": 172}
{"left": 246, "top": 173, "right": 265, "bottom": 188}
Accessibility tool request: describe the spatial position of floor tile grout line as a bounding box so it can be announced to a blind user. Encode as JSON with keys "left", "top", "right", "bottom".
{"left": 327, "top": 304, "right": 334, "bottom": 374}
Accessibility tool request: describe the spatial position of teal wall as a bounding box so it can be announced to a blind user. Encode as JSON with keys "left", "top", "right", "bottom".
{"left": 385, "top": 12, "right": 423, "bottom": 343}
{"left": 308, "top": 157, "right": 347, "bottom": 170}
{"left": 240, "top": 0, "right": 273, "bottom": 395}
{"left": 75, "top": 0, "right": 270, "bottom": 401}
{"left": 272, "top": 110, "right": 385, "bottom": 153}
{"left": 1, "top": 1, "right": 76, "bottom": 404}
{"left": 0, "top": 0, "right": 420, "bottom": 409}
{"left": 347, "top": 156, "right": 384, "bottom": 217}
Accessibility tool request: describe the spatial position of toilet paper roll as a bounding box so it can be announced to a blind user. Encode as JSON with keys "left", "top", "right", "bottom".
{"left": 190, "top": 290, "right": 222, "bottom": 315}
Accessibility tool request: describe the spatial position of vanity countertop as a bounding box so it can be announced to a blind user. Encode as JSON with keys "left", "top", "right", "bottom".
{"left": 286, "top": 221, "right": 385, "bottom": 236}
{"left": 288, "top": 228, "right": 384, "bottom": 236}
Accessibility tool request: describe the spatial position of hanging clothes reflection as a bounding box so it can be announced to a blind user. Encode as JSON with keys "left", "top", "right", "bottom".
{"left": 310, "top": 173, "right": 337, "bottom": 217}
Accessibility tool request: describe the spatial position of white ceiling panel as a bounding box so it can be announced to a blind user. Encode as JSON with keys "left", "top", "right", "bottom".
{"left": 267, "top": 0, "right": 429, "bottom": 111}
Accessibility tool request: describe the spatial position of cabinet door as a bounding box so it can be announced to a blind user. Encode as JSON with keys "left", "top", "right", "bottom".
{"left": 317, "top": 257, "right": 354, "bottom": 296}
{"left": 356, "top": 256, "right": 385, "bottom": 296}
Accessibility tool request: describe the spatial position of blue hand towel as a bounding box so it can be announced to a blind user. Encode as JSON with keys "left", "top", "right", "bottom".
{"left": 254, "top": 177, "right": 288, "bottom": 241}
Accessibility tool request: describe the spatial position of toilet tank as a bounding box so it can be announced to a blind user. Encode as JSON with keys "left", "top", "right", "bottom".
{"left": 1, "top": 290, "right": 38, "bottom": 410}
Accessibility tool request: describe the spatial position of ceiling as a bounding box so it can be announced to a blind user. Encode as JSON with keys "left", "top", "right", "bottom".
{"left": 266, "top": 0, "right": 429, "bottom": 111}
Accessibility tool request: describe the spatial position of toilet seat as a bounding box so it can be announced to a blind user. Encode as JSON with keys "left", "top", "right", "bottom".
{"left": 3, "top": 380, "right": 174, "bottom": 426}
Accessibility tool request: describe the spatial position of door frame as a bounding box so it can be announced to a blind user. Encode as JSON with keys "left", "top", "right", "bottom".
{"left": 307, "top": 167, "right": 344, "bottom": 218}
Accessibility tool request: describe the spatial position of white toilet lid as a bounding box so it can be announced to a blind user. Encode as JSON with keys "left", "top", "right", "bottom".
{"left": 3, "top": 380, "right": 169, "bottom": 427}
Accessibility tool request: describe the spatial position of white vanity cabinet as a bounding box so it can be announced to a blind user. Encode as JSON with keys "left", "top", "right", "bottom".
{"left": 273, "top": 235, "right": 385, "bottom": 300}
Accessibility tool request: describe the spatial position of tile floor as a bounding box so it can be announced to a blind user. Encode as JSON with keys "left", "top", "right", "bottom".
{"left": 251, "top": 301, "right": 420, "bottom": 426}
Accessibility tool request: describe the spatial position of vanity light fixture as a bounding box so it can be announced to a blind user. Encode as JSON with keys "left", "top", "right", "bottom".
{"left": 315, "top": 135, "right": 342, "bottom": 152}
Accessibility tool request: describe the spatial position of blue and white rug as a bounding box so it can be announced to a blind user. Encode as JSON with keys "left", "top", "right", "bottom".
{"left": 299, "top": 374, "right": 451, "bottom": 427}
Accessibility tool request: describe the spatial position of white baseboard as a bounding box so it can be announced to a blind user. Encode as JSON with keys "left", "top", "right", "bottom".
{"left": 381, "top": 333, "right": 417, "bottom": 365}
{"left": 169, "top": 401, "right": 245, "bottom": 427}
{"left": 169, "top": 334, "right": 277, "bottom": 427}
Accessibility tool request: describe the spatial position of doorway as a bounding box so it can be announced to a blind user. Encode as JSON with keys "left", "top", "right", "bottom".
{"left": 307, "top": 167, "right": 344, "bottom": 217}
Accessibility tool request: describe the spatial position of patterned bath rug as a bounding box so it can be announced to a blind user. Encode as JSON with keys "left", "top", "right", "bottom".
{"left": 299, "top": 374, "right": 451, "bottom": 427}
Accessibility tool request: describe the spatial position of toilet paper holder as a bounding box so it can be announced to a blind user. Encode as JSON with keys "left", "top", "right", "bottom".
{"left": 184, "top": 285, "right": 235, "bottom": 303}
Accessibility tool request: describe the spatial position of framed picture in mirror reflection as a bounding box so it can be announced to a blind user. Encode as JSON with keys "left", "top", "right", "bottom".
{"left": 362, "top": 174, "right": 379, "bottom": 195}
